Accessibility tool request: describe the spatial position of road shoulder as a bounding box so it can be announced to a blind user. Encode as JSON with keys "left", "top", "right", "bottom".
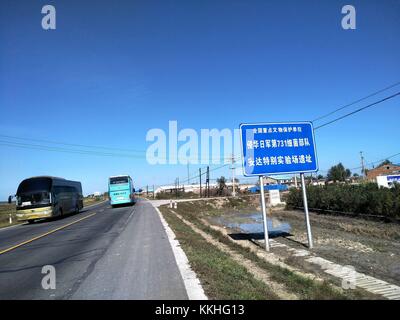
{"left": 151, "top": 201, "right": 207, "bottom": 300}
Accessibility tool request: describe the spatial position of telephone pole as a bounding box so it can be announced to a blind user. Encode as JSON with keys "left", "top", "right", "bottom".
{"left": 199, "top": 168, "right": 202, "bottom": 198}
{"left": 360, "top": 151, "right": 366, "bottom": 179}
{"left": 231, "top": 154, "right": 236, "bottom": 197}
{"left": 206, "top": 166, "right": 210, "bottom": 197}
{"left": 187, "top": 163, "right": 190, "bottom": 184}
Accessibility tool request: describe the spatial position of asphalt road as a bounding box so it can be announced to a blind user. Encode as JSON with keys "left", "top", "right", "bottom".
{"left": 0, "top": 199, "right": 188, "bottom": 300}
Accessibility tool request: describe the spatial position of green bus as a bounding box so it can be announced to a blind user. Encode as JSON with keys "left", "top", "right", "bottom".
{"left": 14, "top": 176, "right": 83, "bottom": 223}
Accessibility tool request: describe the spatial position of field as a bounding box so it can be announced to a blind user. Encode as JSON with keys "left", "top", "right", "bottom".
{"left": 159, "top": 195, "right": 400, "bottom": 299}
{"left": 0, "top": 203, "right": 17, "bottom": 229}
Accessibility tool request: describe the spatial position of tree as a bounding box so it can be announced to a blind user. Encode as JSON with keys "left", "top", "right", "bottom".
{"left": 327, "top": 163, "right": 351, "bottom": 182}
{"left": 216, "top": 176, "right": 227, "bottom": 195}
{"left": 317, "top": 174, "right": 324, "bottom": 180}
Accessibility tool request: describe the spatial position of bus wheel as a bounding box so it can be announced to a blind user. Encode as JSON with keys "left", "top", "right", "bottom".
{"left": 75, "top": 205, "right": 79, "bottom": 214}
{"left": 28, "top": 220, "right": 35, "bottom": 224}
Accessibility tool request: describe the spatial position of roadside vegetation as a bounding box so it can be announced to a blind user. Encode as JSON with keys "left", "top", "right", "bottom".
{"left": 82, "top": 196, "right": 105, "bottom": 207}
{"left": 161, "top": 199, "right": 377, "bottom": 299}
{"left": 154, "top": 176, "right": 245, "bottom": 200}
{"left": 286, "top": 183, "right": 400, "bottom": 219}
{"left": 161, "top": 207, "right": 279, "bottom": 299}
{"left": 155, "top": 191, "right": 199, "bottom": 200}
{"left": 0, "top": 203, "right": 18, "bottom": 228}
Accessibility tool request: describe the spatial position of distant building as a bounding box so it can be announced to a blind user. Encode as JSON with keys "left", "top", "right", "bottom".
{"left": 311, "top": 179, "right": 326, "bottom": 186}
{"left": 262, "top": 176, "right": 278, "bottom": 185}
{"left": 262, "top": 176, "right": 292, "bottom": 185}
{"left": 155, "top": 183, "right": 217, "bottom": 194}
{"left": 366, "top": 163, "right": 400, "bottom": 181}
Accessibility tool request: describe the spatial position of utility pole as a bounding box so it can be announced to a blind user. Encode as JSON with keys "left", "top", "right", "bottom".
{"left": 187, "top": 163, "right": 190, "bottom": 184}
{"left": 206, "top": 166, "right": 210, "bottom": 197}
{"left": 199, "top": 168, "right": 202, "bottom": 198}
{"left": 231, "top": 154, "right": 236, "bottom": 196}
{"left": 360, "top": 151, "right": 366, "bottom": 179}
{"left": 153, "top": 184, "right": 155, "bottom": 199}
{"left": 146, "top": 185, "right": 148, "bottom": 196}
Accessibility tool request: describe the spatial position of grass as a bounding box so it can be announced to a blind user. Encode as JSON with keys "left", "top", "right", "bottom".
{"left": 0, "top": 203, "right": 18, "bottom": 228}
{"left": 161, "top": 207, "right": 279, "bottom": 300}
{"left": 169, "top": 196, "right": 260, "bottom": 217}
{"left": 165, "top": 200, "right": 379, "bottom": 300}
{"left": 156, "top": 191, "right": 202, "bottom": 200}
{"left": 82, "top": 197, "right": 104, "bottom": 207}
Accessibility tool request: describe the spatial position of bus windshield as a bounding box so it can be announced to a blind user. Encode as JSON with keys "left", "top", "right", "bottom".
{"left": 16, "top": 177, "right": 52, "bottom": 207}
{"left": 110, "top": 177, "right": 129, "bottom": 185}
{"left": 17, "top": 192, "right": 51, "bottom": 206}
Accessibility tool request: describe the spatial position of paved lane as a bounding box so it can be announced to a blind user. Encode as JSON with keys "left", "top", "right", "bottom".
{"left": 0, "top": 199, "right": 187, "bottom": 300}
{"left": 0, "top": 201, "right": 107, "bottom": 252}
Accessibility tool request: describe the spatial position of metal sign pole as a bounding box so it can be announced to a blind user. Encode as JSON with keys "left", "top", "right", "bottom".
{"left": 259, "top": 176, "right": 270, "bottom": 251}
{"left": 300, "top": 173, "right": 313, "bottom": 249}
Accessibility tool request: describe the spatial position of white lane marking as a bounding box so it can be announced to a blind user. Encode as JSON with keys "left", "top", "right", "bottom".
{"left": 0, "top": 223, "right": 22, "bottom": 232}
{"left": 152, "top": 203, "right": 207, "bottom": 300}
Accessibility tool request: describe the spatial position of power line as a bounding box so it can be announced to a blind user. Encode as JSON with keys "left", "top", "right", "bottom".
{"left": 312, "top": 80, "right": 400, "bottom": 122}
{"left": 318, "top": 151, "right": 400, "bottom": 174}
{"left": 350, "top": 152, "right": 400, "bottom": 171}
{"left": 4, "top": 83, "right": 399, "bottom": 188}
{"left": 0, "top": 134, "right": 144, "bottom": 153}
{"left": 314, "top": 91, "right": 400, "bottom": 130}
{"left": 153, "top": 162, "right": 232, "bottom": 191}
{"left": 0, "top": 133, "right": 239, "bottom": 161}
{"left": 0, "top": 140, "right": 146, "bottom": 159}
{"left": 0, "top": 137, "right": 239, "bottom": 162}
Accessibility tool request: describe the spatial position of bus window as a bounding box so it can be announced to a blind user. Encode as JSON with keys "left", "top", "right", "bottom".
{"left": 110, "top": 177, "right": 129, "bottom": 185}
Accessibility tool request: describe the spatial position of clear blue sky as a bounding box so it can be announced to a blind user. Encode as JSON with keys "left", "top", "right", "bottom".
{"left": 1, "top": 0, "right": 399, "bottom": 198}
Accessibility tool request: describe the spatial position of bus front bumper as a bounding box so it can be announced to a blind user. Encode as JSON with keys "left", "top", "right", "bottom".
{"left": 16, "top": 206, "right": 53, "bottom": 221}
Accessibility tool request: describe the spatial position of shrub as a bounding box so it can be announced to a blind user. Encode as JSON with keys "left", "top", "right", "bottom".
{"left": 286, "top": 183, "right": 400, "bottom": 219}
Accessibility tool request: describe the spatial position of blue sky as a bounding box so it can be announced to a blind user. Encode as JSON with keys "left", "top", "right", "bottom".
{"left": 0, "top": 0, "right": 399, "bottom": 198}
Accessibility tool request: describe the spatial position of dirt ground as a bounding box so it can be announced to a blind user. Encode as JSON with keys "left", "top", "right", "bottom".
{"left": 205, "top": 202, "right": 400, "bottom": 287}
{"left": 273, "top": 209, "right": 400, "bottom": 286}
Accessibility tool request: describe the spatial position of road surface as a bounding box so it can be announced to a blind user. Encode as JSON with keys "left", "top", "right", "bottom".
{"left": 0, "top": 199, "right": 188, "bottom": 299}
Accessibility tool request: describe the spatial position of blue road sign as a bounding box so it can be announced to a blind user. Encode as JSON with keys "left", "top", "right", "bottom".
{"left": 240, "top": 122, "right": 318, "bottom": 176}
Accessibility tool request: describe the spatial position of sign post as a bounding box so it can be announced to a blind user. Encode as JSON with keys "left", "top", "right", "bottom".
{"left": 240, "top": 121, "right": 318, "bottom": 250}
{"left": 259, "top": 176, "right": 270, "bottom": 251}
{"left": 300, "top": 173, "right": 313, "bottom": 248}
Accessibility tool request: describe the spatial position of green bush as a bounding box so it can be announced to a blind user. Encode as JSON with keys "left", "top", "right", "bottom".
{"left": 286, "top": 183, "right": 400, "bottom": 219}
